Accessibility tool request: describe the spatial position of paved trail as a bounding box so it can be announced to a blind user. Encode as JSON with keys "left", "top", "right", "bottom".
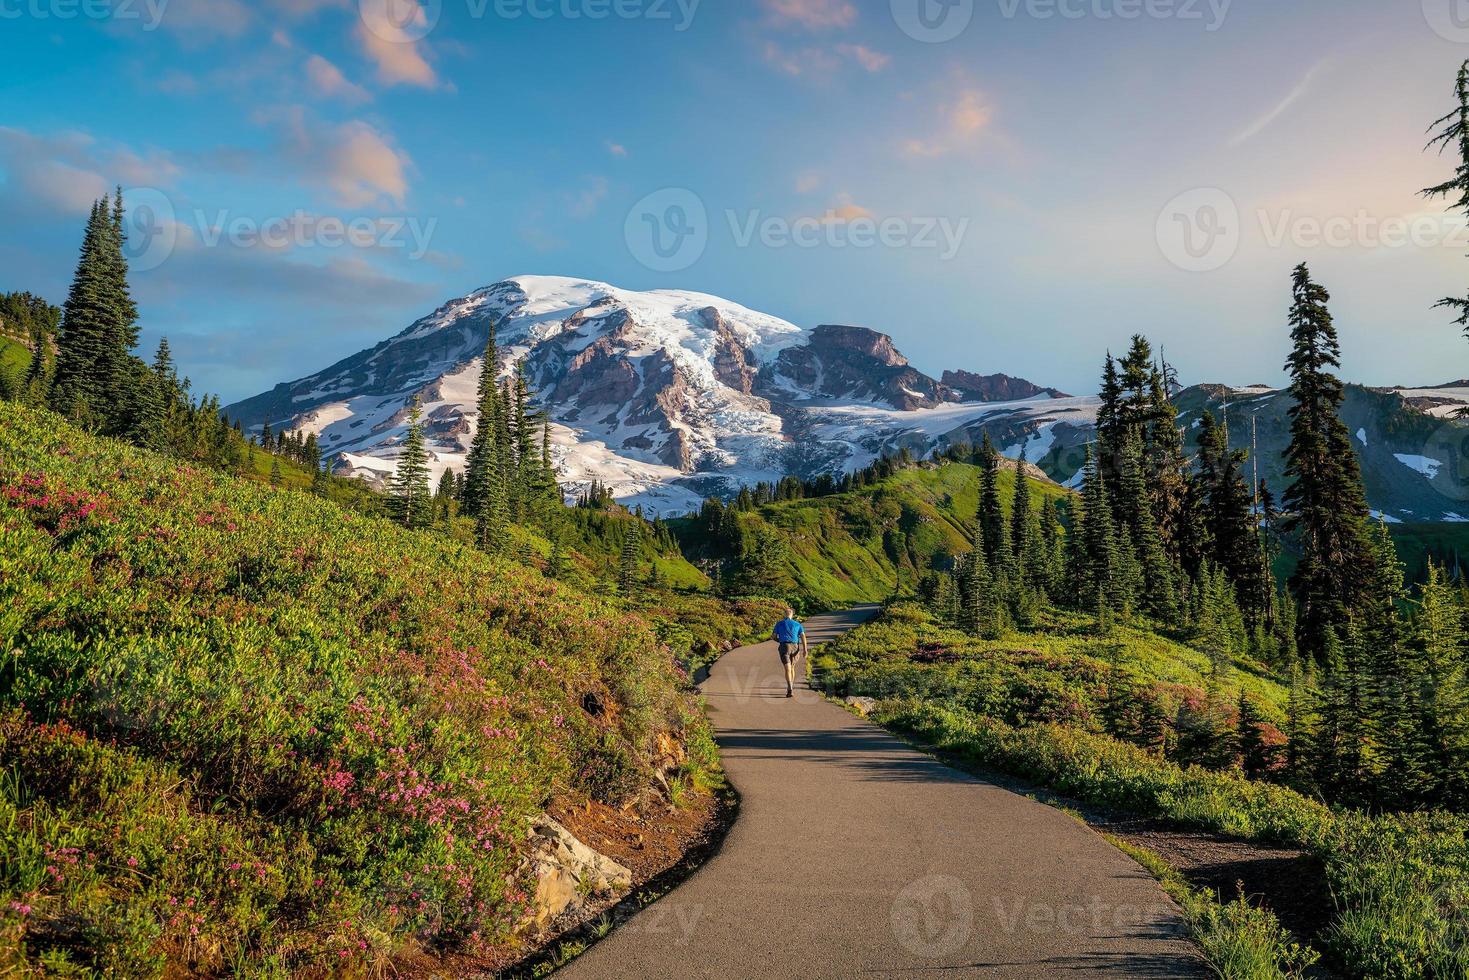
{"left": 559, "top": 607, "right": 1205, "bottom": 979}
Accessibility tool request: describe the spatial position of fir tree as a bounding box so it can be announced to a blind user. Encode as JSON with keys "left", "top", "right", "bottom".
{"left": 462, "top": 330, "right": 501, "bottom": 518}
{"left": 1119, "top": 428, "right": 1177, "bottom": 623}
{"left": 1282, "top": 264, "right": 1373, "bottom": 660}
{"left": 619, "top": 522, "right": 642, "bottom": 595}
{"left": 1423, "top": 60, "right": 1469, "bottom": 335}
{"left": 976, "top": 434, "right": 1010, "bottom": 570}
{"left": 269, "top": 458, "right": 283, "bottom": 487}
{"left": 391, "top": 397, "right": 433, "bottom": 529}
{"left": 51, "top": 200, "right": 114, "bottom": 424}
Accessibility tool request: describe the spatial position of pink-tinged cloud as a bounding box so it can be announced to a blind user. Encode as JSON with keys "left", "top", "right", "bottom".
{"left": 762, "top": 41, "right": 889, "bottom": 80}
{"left": 264, "top": 109, "right": 413, "bottom": 208}
{"left": 836, "top": 44, "right": 889, "bottom": 72}
{"left": 325, "top": 121, "right": 412, "bottom": 207}
{"left": 356, "top": 3, "right": 439, "bottom": 89}
{"left": 607, "top": 141, "right": 628, "bottom": 158}
{"left": 761, "top": 0, "right": 857, "bottom": 29}
{"left": 903, "top": 89, "right": 994, "bottom": 157}
{"left": 306, "top": 54, "right": 371, "bottom": 103}
{"left": 815, "top": 194, "right": 874, "bottom": 223}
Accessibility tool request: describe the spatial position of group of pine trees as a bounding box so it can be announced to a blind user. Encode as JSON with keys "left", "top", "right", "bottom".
{"left": 920, "top": 262, "right": 1469, "bottom": 812}
{"left": 1, "top": 192, "right": 310, "bottom": 482}
{"left": 437, "top": 327, "right": 558, "bottom": 543}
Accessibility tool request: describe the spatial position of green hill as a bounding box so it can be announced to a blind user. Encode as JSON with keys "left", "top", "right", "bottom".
{"left": 0, "top": 402, "right": 720, "bottom": 975}
{"left": 673, "top": 461, "right": 1073, "bottom": 610}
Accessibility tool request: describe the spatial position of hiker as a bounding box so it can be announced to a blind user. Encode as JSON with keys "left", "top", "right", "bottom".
{"left": 772, "top": 609, "right": 809, "bottom": 698}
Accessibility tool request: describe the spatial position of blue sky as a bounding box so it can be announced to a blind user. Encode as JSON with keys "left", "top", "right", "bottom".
{"left": 3, "top": 0, "right": 1469, "bottom": 402}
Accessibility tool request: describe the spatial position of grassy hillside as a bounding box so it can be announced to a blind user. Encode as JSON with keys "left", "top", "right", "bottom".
{"left": 0, "top": 336, "right": 29, "bottom": 395}
{"left": 0, "top": 402, "right": 717, "bottom": 976}
{"left": 817, "top": 606, "right": 1469, "bottom": 978}
{"left": 674, "top": 462, "right": 1072, "bottom": 610}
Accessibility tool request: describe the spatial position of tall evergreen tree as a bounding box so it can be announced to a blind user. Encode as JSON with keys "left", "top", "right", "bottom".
{"left": 1119, "top": 429, "right": 1177, "bottom": 623}
{"left": 618, "top": 523, "right": 643, "bottom": 595}
{"left": 51, "top": 200, "right": 114, "bottom": 424}
{"left": 1423, "top": 60, "right": 1469, "bottom": 334}
{"left": 391, "top": 397, "right": 433, "bottom": 529}
{"left": 1281, "top": 264, "right": 1372, "bottom": 659}
{"left": 976, "top": 434, "right": 1011, "bottom": 570}
{"left": 463, "top": 327, "right": 502, "bottom": 518}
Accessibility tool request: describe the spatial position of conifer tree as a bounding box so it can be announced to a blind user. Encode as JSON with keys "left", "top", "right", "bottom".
{"left": 462, "top": 329, "right": 501, "bottom": 518}
{"left": 1009, "top": 446, "right": 1042, "bottom": 587}
{"left": 977, "top": 434, "right": 1010, "bottom": 570}
{"left": 1145, "top": 360, "right": 1193, "bottom": 571}
{"left": 1119, "top": 428, "right": 1176, "bottom": 623}
{"left": 391, "top": 397, "right": 433, "bottom": 529}
{"left": 1423, "top": 60, "right": 1469, "bottom": 334}
{"left": 619, "top": 522, "right": 642, "bottom": 595}
{"left": 269, "top": 458, "right": 283, "bottom": 487}
{"left": 1281, "top": 264, "right": 1373, "bottom": 659}
{"left": 1408, "top": 565, "right": 1469, "bottom": 806}
{"left": 51, "top": 200, "right": 113, "bottom": 424}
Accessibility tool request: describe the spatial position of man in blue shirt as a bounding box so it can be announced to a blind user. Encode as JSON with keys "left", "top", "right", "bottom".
{"left": 771, "top": 609, "right": 809, "bottom": 698}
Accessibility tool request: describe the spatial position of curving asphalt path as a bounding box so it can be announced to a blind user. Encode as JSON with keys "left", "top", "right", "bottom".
{"left": 558, "top": 606, "right": 1206, "bottom": 979}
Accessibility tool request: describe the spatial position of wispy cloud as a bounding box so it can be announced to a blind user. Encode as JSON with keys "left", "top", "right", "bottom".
{"left": 356, "top": 1, "right": 440, "bottom": 89}
{"left": 814, "top": 193, "right": 873, "bottom": 223}
{"left": 261, "top": 108, "right": 413, "bottom": 208}
{"left": 761, "top": 0, "right": 857, "bottom": 30}
{"left": 606, "top": 140, "right": 628, "bottom": 158}
{"left": 305, "top": 54, "right": 371, "bottom": 103}
{"left": 564, "top": 176, "right": 609, "bottom": 219}
{"left": 762, "top": 41, "right": 889, "bottom": 79}
{"left": 902, "top": 88, "right": 994, "bottom": 158}
{"left": 1230, "top": 58, "right": 1331, "bottom": 147}
{"left": 836, "top": 43, "right": 889, "bottom": 72}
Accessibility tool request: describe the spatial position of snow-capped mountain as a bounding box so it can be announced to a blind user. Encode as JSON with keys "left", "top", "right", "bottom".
{"left": 225, "top": 275, "right": 1469, "bottom": 521}
{"left": 224, "top": 276, "right": 1085, "bottom": 514}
